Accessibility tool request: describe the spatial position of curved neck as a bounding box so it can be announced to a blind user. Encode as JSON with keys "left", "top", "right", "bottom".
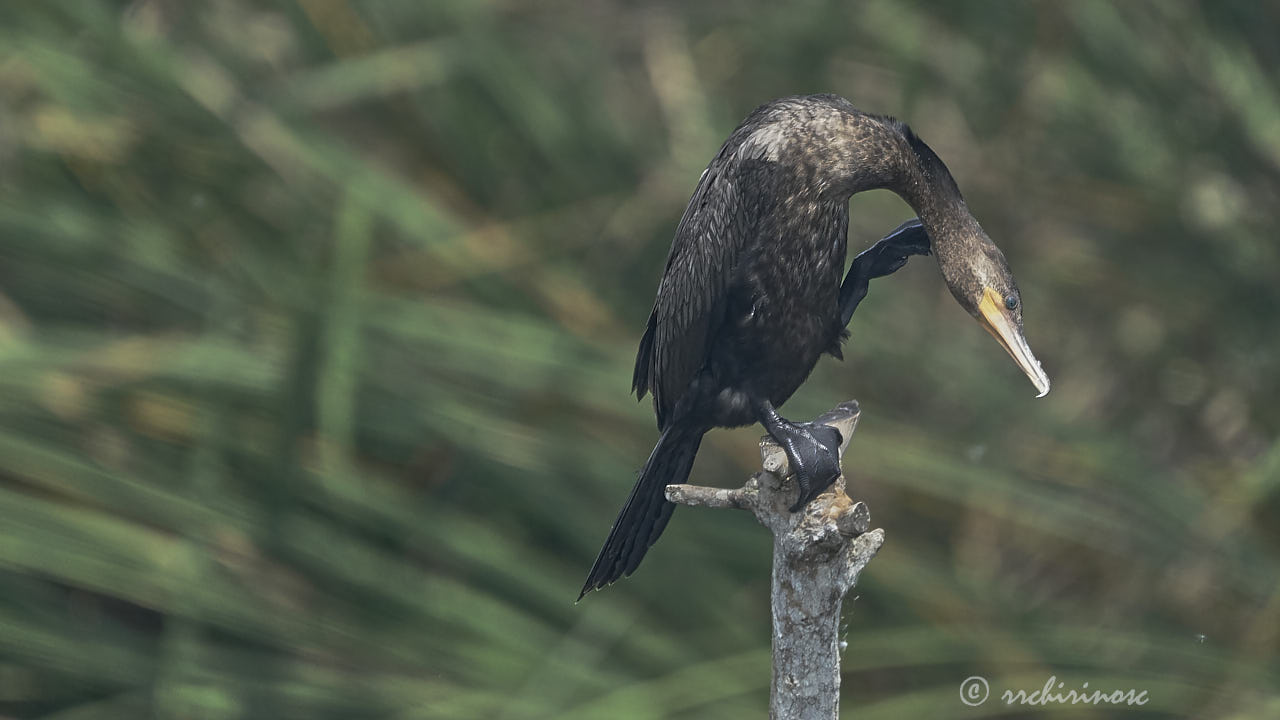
{"left": 833, "top": 115, "right": 983, "bottom": 265}
{"left": 895, "top": 132, "right": 981, "bottom": 250}
{"left": 747, "top": 103, "right": 981, "bottom": 261}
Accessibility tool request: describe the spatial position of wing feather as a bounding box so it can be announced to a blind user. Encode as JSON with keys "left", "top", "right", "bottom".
{"left": 633, "top": 154, "right": 755, "bottom": 430}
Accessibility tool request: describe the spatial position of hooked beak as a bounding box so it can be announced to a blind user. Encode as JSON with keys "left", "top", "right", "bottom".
{"left": 977, "top": 288, "right": 1051, "bottom": 397}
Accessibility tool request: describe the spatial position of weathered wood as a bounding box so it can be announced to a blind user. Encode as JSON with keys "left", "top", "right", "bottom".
{"left": 666, "top": 400, "right": 884, "bottom": 720}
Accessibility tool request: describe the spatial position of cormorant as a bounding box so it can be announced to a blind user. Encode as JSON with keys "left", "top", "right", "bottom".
{"left": 580, "top": 94, "right": 1049, "bottom": 599}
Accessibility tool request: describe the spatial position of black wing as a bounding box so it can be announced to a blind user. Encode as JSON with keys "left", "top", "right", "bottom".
{"left": 633, "top": 152, "right": 756, "bottom": 430}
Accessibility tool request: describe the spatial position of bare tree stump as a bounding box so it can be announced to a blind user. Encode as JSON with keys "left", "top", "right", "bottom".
{"left": 665, "top": 400, "right": 884, "bottom": 720}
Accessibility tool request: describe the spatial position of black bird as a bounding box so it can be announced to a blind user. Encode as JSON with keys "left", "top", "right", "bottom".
{"left": 581, "top": 94, "right": 1049, "bottom": 599}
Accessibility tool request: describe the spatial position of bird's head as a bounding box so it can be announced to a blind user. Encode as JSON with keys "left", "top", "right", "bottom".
{"left": 936, "top": 231, "right": 1051, "bottom": 398}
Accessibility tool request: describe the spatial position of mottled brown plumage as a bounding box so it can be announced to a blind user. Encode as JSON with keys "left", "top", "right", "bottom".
{"left": 582, "top": 94, "right": 1047, "bottom": 599}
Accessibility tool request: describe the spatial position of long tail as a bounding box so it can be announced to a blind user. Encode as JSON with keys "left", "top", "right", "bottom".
{"left": 579, "top": 422, "right": 707, "bottom": 599}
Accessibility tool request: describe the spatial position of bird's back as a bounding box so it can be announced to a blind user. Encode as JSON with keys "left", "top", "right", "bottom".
{"left": 635, "top": 98, "right": 856, "bottom": 428}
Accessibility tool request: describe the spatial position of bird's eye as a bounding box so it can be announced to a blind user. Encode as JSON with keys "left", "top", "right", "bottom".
{"left": 1004, "top": 294, "right": 1019, "bottom": 311}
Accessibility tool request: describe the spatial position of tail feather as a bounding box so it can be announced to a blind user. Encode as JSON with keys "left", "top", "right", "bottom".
{"left": 579, "top": 423, "right": 706, "bottom": 599}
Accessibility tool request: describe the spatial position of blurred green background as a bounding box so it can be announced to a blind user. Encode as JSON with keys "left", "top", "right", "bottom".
{"left": 2, "top": 1, "right": 1278, "bottom": 718}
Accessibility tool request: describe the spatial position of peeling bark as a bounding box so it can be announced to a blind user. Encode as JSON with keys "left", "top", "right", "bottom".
{"left": 666, "top": 400, "right": 884, "bottom": 720}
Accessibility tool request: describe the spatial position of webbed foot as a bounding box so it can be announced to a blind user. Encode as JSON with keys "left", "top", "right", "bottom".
{"left": 778, "top": 421, "right": 844, "bottom": 512}
{"left": 754, "top": 398, "right": 845, "bottom": 512}
{"left": 838, "top": 219, "right": 932, "bottom": 327}
{"left": 863, "top": 218, "right": 932, "bottom": 278}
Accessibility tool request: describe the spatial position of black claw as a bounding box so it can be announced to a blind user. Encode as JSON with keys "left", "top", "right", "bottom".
{"left": 867, "top": 231, "right": 931, "bottom": 278}
{"left": 889, "top": 227, "right": 932, "bottom": 258}
{"left": 783, "top": 422, "right": 843, "bottom": 512}
{"left": 755, "top": 399, "right": 846, "bottom": 514}
{"left": 837, "top": 220, "right": 933, "bottom": 329}
{"left": 882, "top": 220, "right": 930, "bottom": 252}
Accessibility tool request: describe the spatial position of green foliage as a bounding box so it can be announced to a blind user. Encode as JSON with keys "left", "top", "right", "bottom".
{"left": 1, "top": 1, "right": 1277, "bottom": 718}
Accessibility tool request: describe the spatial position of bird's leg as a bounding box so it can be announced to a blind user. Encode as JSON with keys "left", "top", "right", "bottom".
{"left": 754, "top": 398, "right": 843, "bottom": 512}
{"left": 838, "top": 218, "right": 932, "bottom": 327}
